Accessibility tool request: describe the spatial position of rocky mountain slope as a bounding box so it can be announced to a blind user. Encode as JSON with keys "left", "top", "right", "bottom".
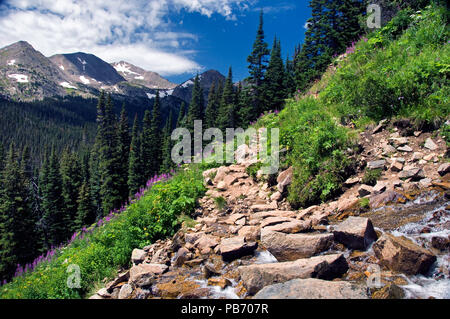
{"left": 112, "top": 61, "right": 176, "bottom": 90}
{"left": 90, "top": 121, "right": 449, "bottom": 299}
{"left": 0, "top": 41, "right": 224, "bottom": 108}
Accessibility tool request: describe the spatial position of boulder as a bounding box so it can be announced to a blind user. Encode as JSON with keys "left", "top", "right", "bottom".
{"left": 424, "top": 138, "right": 438, "bottom": 151}
{"left": 129, "top": 263, "right": 168, "bottom": 287}
{"left": 250, "top": 202, "right": 278, "bottom": 212}
{"left": 185, "top": 232, "right": 204, "bottom": 245}
{"left": 213, "top": 166, "right": 229, "bottom": 184}
{"left": 332, "top": 217, "right": 378, "bottom": 250}
{"left": 383, "top": 144, "right": 397, "bottom": 154}
{"left": 367, "top": 160, "right": 386, "bottom": 170}
{"left": 390, "top": 137, "right": 408, "bottom": 146}
{"left": 97, "top": 288, "right": 111, "bottom": 298}
{"left": 369, "top": 190, "right": 406, "bottom": 208}
{"left": 373, "top": 234, "right": 437, "bottom": 275}
{"left": 217, "top": 181, "right": 227, "bottom": 191}
{"left": 105, "top": 271, "right": 130, "bottom": 292}
{"left": 173, "top": 247, "right": 190, "bottom": 267}
{"left": 263, "top": 220, "right": 311, "bottom": 234}
{"left": 398, "top": 168, "right": 425, "bottom": 181}
{"left": 270, "top": 191, "right": 283, "bottom": 202}
{"left": 390, "top": 161, "right": 404, "bottom": 172}
{"left": 254, "top": 278, "right": 368, "bottom": 299}
{"left": 344, "top": 177, "right": 360, "bottom": 187}
{"left": 438, "top": 163, "right": 450, "bottom": 176}
{"left": 358, "top": 185, "right": 373, "bottom": 197}
{"left": 276, "top": 166, "right": 293, "bottom": 193}
{"left": 373, "top": 181, "right": 387, "bottom": 193}
{"left": 118, "top": 284, "right": 133, "bottom": 299}
{"left": 194, "top": 234, "right": 219, "bottom": 254}
{"left": 238, "top": 254, "right": 348, "bottom": 295}
{"left": 260, "top": 230, "right": 333, "bottom": 262}
{"left": 218, "top": 237, "right": 257, "bottom": 262}
{"left": 238, "top": 226, "right": 261, "bottom": 242}
{"left": 397, "top": 145, "right": 413, "bottom": 152}
{"left": 131, "top": 248, "right": 147, "bottom": 265}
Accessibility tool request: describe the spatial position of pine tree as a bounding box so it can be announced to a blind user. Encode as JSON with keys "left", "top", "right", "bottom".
{"left": 141, "top": 109, "right": 153, "bottom": 181}
{"left": 149, "top": 91, "right": 162, "bottom": 176}
{"left": 40, "top": 147, "right": 64, "bottom": 249}
{"left": 246, "top": 10, "right": 270, "bottom": 115}
{"left": 60, "top": 149, "right": 82, "bottom": 237}
{"left": 117, "top": 105, "right": 130, "bottom": 202}
{"left": 99, "top": 95, "right": 121, "bottom": 215}
{"left": 76, "top": 181, "right": 95, "bottom": 229}
{"left": 217, "top": 67, "right": 236, "bottom": 131}
{"left": 263, "top": 37, "right": 287, "bottom": 112}
{"left": 176, "top": 102, "right": 186, "bottom": 128}
{"left": 160, "top": 111, "right": 174, "bottom": 174}
{"left": 128, "top": 114, "right": 142, "bottom": 196}
{"left": 0, "top": 144, "right": 36, "bottom": 280}
{"left": 89, "top": 92, "right": 106, "bottom": 218}
{"left": 204, "top": 81, "right": 218, "bottom": 128}
{"left": 186, "top": 74, "right": 204, "bottom": 133}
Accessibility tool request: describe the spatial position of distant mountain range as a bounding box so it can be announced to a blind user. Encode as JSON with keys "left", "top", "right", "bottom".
{"left": 0, "top": 41, "right": 225, "bottom": 106}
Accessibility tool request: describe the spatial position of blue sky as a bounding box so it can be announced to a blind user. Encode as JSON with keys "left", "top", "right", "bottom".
{"left": 0, "top": 0, "right": 311, "bottom": 84}
{"left": 167, "top": 1, "right": 311, "bottom": 83}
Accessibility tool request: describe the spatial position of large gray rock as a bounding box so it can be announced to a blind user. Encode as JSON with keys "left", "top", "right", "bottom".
{"left": 118, "top": 284, "right": 133, "bottom": 299}
{"left": 332, "top": 217, "right": 378, "bottom": 250}
{"left": 131, "top": 248, "right": 147, "bottom": 264}
{"left": 424, "top": 138, "right": 438, "bottom": 151}
{"left": 398, "top": 168, "right": 425, "bottom": 181}
{"left": 367, "top": 160, "right": 386, "bottom": 170}
{"left": 238, "top": 254, "right": 348, "bottom": 295}
{"left": 438, "top": 163, "right": 450, "bottom": 176}
{"left": 373, "top": 233, "right": 437, "bottom": 275}
{"left": 262, "top": 220, "right": 311, "bottom": 234}
{"left": 261, "top": 230, "right": 333, "bottom": 262}
{"left": 218, "top": 237, "right": 258, "bottom": 261}
{"left": 277, "top": 166, "right": 293, "bottom": 193}
{"left": 254, "top": 278, "right": 368, "bottom": 299}
{"left": 129, "top": 263, "right": 168, "bottom": 287}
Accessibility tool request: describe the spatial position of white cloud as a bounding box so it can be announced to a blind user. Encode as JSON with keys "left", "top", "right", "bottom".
{"left": 0, "top": 0, "right": 246, "bottom": 76}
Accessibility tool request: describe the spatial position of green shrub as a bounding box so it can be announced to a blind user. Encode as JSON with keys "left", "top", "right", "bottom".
{"left": 0, "top": 166, "right": 205, "bottom": 299}
{"left": 213, "top": 196, "right": 227, "bottom": 211}
{"left": 362, "top": 168, "right": 383, "bottom": 186}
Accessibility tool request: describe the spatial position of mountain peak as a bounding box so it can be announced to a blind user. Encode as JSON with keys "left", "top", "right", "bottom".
{"left": 111, "top": 61, "right": 177, "bottom": 90}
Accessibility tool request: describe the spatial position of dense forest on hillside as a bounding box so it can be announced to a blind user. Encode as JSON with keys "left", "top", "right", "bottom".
{"left": 0, "top": 0, "right": 448, "bottom": 295}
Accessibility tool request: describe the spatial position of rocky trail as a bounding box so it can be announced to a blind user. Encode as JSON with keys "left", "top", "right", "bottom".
{"left": 91, "top": 120, "right": 450, "bottom": 299}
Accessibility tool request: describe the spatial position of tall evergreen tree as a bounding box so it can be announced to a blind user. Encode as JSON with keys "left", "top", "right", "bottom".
{"left": 149, "top": 91, "right": 162, "bottom": 176}
{"left": 60, "top": 149, "right": 82, "bottom": 236}
{"left": 246, "top": 10, "right": 270, "bottom": 115}
{"left": 217, "top": 67, "right": 236, "bottom": 131}
{"left": 117, "top": 105, "right": 130, "bottom": 202}
{"left": 40, "top": 147, "right": 64, "bottom": 248}
{"left": 176, "top": 102, "right": 187, "bottom": 128}
{"left": 128, "top": 114, "right": 142, "bottom": 196}
{"left": 89, "top": 92, "right": 106, "bottom": 219}
{"left": 99, "top": 95, "right": 121, "bottom": 215}
{"left": 263, "top": 37, "right": 287, "bottom": 112}
{"left": 160, "top": 111, "right": 174, "bottom": 174}
{"left": 141, "top": 108, "right": 153, "bottom": 181}
{"left": 186, "top": 74, "right": 204, "bottom": 133}
{"left": 76, "top": 181, "right": 96, "bottom": 229}
{"left": 204, "top": 81, "right": 218, "bottom": 128}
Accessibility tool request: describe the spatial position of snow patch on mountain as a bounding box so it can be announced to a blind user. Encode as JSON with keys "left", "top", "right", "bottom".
{"left": 79, "top": 76, "right": 90, "bottom": 85}
{"left": 134, "top": 75, "right": 144, "bottom": 80}
{"left": 59, "top": 65, "right": 65, "bottom": 71}
{"left": 7, "top": 59, "right": 16, "bottom": 66}
{"left": 114, "top": 63, "right": 140, "bottom": 76}
{"left": 60, "top": 82, "right": 77, "bottom": 89}
{"left": 181, "top": 79, "right": 194, "bottom": 88}
{"left": 8, "top": 74, "right": 28, "bottom": 83}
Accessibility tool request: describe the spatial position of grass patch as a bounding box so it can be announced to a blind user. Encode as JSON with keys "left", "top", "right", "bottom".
{"left": 213, "top": 196, "right": 227, "bottom": 211}
{"left": 362, "top": 168, "right": 383, "bottom": 186}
